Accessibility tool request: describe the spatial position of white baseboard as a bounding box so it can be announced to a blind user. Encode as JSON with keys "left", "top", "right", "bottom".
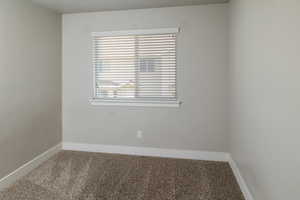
{"left": 0, "top": 143, "right": 62, "bottom": 191}
{"left": 229, "top": 156, "right": 254, "bottom": 200}
{"left": 63, "top": 142, "right": 230, "bottom": 162}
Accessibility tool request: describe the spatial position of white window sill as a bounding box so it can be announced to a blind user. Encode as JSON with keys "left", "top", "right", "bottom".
{"left": 89, "top": 98, "right": 181, "bottom": 108}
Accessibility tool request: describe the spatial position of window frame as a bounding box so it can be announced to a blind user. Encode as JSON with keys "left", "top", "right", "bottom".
{"left": 90, "top": 28, "right": 181, "bottom": 107}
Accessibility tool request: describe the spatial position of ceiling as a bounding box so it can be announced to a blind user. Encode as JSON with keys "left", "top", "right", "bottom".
{"left": 31, "top": 0, "right": 229, "bottom": 13}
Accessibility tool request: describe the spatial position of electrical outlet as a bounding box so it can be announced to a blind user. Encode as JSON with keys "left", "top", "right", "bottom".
{"left": 137, "top": 130, "right": 143, "bottom": 139}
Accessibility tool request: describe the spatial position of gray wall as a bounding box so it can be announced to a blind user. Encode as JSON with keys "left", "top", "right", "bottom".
{"left": 0, "top": 0, "right": 61, "bottom": 179}
{"left": 63, "top": 5, "right": 229, "bottom": 152}
{"left": 229, "top": 0, "right": 300, "bottom": 199}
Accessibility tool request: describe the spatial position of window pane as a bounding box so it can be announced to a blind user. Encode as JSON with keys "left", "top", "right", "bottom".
{"left": 93, "top": 33, "right": 177, "bottom": 101}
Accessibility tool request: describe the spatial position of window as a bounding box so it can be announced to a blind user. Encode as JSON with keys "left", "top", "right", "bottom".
{"left": 91, "top": 28, "right": 180, "bottom": 107}
{"left": 139, "top": 58, "right": 157, "bottom": 72}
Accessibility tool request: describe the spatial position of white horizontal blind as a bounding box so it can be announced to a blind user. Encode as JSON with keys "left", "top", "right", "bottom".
{"left": 93, "top": 30, "right": 177, "bottom": 102}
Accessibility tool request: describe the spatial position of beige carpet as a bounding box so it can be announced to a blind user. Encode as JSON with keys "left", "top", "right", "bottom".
{"left": 0, "top": 151, "right": 245, "bottom": 200}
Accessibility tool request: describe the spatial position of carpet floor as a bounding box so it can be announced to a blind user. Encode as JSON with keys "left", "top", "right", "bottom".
{"left": 0, "top": 151, "right": 245, "bottom": 200}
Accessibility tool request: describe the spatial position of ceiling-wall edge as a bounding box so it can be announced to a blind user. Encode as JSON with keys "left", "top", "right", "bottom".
{"left": 31, "top": 0, "right": 230, "bottom": 14}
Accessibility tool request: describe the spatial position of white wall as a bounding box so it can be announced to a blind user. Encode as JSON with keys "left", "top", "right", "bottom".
{"left": 0, "top": 0, "right": 61, "bottom": 179}
{"left": 63, "top": 5, "right": 229, "bottom": 152}
{"left": 229, "top": 0, "right": 300, "bottom": 199}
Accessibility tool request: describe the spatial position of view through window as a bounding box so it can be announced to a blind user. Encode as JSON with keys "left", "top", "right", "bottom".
{"left": 93, "top": 30, "right": 177, "bottom": 103}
